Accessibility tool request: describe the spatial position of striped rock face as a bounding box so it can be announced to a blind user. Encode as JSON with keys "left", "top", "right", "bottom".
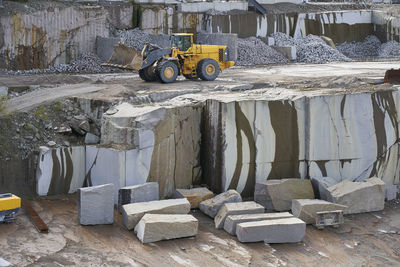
{"left": 202, "top": 91, "right": 400, "bottom": 197}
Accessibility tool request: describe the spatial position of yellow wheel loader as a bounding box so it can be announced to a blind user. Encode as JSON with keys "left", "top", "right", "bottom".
{"left": 103, "top": 33, "right": 235, "bottom": 83}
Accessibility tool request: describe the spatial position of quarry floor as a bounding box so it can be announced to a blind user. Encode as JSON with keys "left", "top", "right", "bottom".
{"left": 1, "top": 61, "right": 400, "bottom": 113}
{"left": 0, "top": 195, "right": 399, "bottom": 267}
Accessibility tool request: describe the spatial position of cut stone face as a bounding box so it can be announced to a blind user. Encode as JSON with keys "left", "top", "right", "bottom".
{"left": 214, "top": 201, "right": 265, "bottom": 229}
{"left": 254, "top": 179, "right": 315, "bottom": 211}
{"left": 223, "top": 212, "right": 294, "bottom": 235}
{"left": 118, "top": 182, "right": 159, "bottom": 213}
{"left": 310, "top": 176, "right": 340, "bottom": 201}
{"left": 121, "top": 198, "right": 191, "bottom": 230}
{"left": 174, "top": 187, "right": 214, "bottom": 209}
{"left": 78, "top": 183, "right": 114, "bottom": 225}
{"left": 326, "top": 177, "right": 385, "bottom": 214}
{"left": 199, "top": 189, "right": 242, "bottom": 218}
{"left": 236, "top": 217, "right": 306, "bottom": 243}
{"left": 134, "top": 214, "right": 198, "bottom": 244}
{"left": 291, "top": 199, "right": 347, "bottom": 224}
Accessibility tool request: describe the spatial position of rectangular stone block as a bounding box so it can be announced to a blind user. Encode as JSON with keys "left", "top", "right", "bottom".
{"left": 291, "top": 199, "right": 347, "bottom": 224}
{"left": 224, "top": 212, "right": 293, "bottom": 235}
{"left": 326, "top": 177, "right": 386, "bottom": 214}
{"left": 174, "top": 187, "right": 214, "bottom": 209}
{"left": 134, "top": 214, "right": 198, "bottom": 244}
{"left": 78, "top": 184, "right": 114, "bottom": 225}
{"left": 118, "top": 182, "right": 159, "bottom": 213}
{"left": 310, "top": 176, "right": 340, "bottom": 201}
{"left": 121, "top": 198, "right": 190, "bottom": 230}
{"left": 254, "top": 179, "right": 315, "bottom": 211}
{"left": 236, "top": 217, "right": 306, "bottom": 243}
{"left": 214, "top": 201, "right": 265, "bottom": 229}
{"left": 199, "top": 190, "right": 242, "bottom": 218}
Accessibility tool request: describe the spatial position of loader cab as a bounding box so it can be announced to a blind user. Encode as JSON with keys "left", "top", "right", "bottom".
{"left": 171, "top": 34, "right": 193, "bottom": 51}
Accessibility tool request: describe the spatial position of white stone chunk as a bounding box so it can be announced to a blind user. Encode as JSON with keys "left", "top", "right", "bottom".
{"left": 118, "top": 182, "right": 159, "bottom": 213}
{"left": 223, "top": 212, "right": 293, "bottom": 235}
{"left": 199, "top": 189, "right": 242, "bottom": 218}
{"left": 326, "top": 177, "right": 386, "bottom": 214}
{"left": 121, "top": 198, "right": 191, "bottom": 230}
{"left": 78, "top": 184, "right": 114, "bottom": 225}
{"left": 254, "top": 179, "right": 315, "bottom": 211}
{"left": 214, "top": 201, "right": 265, "bottom": 229}
{"left": 174, "top": 187, "right": 214, "bottom": 209}
{"left": 310, "top": 176, "right": 340, "bottom": 201}
{"left": 291, "top": 199, "right": 347, "bottom": 224}
{"left": 134, "top": 214, "right": 198, "bottom": 243}
{"left": 236, "top": 217, "right": 306, "bottom": 243}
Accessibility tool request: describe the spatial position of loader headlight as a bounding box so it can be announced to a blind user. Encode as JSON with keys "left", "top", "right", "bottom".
{"left": 224, "top": 48, "right": 229, "bottom": 61}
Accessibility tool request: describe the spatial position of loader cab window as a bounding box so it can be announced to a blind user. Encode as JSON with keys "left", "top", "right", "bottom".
{"left": 171, "top": 35, "right": 192, "bottom": 51}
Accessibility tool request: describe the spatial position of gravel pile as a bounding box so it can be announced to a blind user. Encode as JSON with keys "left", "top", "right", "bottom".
{"left": 270, "top": 32, "right": 350, "bottom": 63}
{"left": 115, "top": 28, "right": 170, "bottom": 51}
{"left": 237, "top": 37, "right": 289, "bottom": 66}
{"left": 2, "top": 53, "right": 115, "bottom": 75}
{"left": 337, "top": 35, "right": 381, "bottom": 58}
{"left": 378, "top": 41, "right": 400, "bottom": 58}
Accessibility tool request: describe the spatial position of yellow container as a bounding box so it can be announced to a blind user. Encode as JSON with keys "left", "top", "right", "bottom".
{"left": 0, "top": 194, "right": 21, "bottom": 211}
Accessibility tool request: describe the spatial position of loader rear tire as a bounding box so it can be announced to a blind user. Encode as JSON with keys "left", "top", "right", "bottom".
{"left": 197, "top": 58, "right": 219, "bottom": 81}
{"left": 139, "top": 67, "right": 158, "bottom": 82}
{"left": 157, "top": 61, "right": 178, "bottom": 83}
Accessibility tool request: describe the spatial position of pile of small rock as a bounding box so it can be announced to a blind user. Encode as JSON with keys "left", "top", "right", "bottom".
{"left": 378, "top": 40, "right": 400, "bottom": 58}
{"left": 236, "top": 37, "right": 289, "bottom": 66}
{"left": 115, "top": 28, "right": 170, "bottom": 51}
{"left": 337, "top": 35, "right": 381, "bottom": 58}
{"left": 270, "top": 32, "right": 351, "bottom": 63}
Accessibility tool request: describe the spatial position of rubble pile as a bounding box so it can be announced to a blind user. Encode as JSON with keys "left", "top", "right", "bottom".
{"left": 270, "top": 32, "right": 351, "bottom": 63}
{"left": 236, "top": 37, "right": 289, "bottom": 66}
{"left": 378, "top": 40, "right": 400, "bottom": 57}
{"left": 52, "top": 52, "right": 114, "bottom": 73}
{"left": 337, "top": 35, "right": 381, "bottom": 58}
{"left": 115, "top": 28, "right": 170, "bottom": 51}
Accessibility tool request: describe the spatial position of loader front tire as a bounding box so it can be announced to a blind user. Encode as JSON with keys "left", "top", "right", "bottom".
{"left": 197, "top": 58, "right": 220, "bottom": 81}
{"left": 139, "top": 67, "right": 158, "bottom": 82}
{"left": 157, "top": 61, "right": 178, "bottom": 83}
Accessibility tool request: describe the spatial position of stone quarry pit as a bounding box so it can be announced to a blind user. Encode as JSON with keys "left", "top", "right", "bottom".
{"left": 1, "top": 0, "right": 400, "bottom": 265}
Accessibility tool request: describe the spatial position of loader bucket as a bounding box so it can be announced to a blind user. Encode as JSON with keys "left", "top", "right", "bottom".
{"left": 101, "top": 42, "right": 143, "bottom": 70}
{"left": 384, "top": 69, "right": 400, "bottom": 84}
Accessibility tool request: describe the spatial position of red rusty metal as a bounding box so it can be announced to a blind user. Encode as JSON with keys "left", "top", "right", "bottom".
{"left": 22, "top": 199, "right": 49, "bottom": 233}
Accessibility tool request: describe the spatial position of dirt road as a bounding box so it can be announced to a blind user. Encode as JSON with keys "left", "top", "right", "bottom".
{"left": 4, "top": 61, "right": 400, "bottom": 112}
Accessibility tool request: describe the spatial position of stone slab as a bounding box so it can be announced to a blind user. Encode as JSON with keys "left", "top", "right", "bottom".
{"left": 254, "top": 179, "right": 315, "bottom": 211}
{"left": 236, "top": 217, "right": 306, "bottom": 243}
{"left": 272, "top": 46, "right": 297, "bottom": 61}
{"left": 174, "top": 187, "right": 214, "bottom": 209}
{"left": 223, "top": 212, "right": 293, "bottom": 235}
{"left": 118, "top": 182, "right": 159, "bottom": 213}
{"left": 199, "top": 189, "right": 242, "bottom": 218}
{"left": 326, "top": 177, "right": 385, "bottom": 214}
{"left": 134, "top": 214, "right": 198, "bottom": 244}
{"left": 214, "top": 201, "right": 265, "bottom": 229}
{"left": 310, "top": 176, "right": 340, "bottom": 201}
{"left": 121, "top": 198, "right": 190, "bottom": 230}
{"left": 385, "top": 185, "right": 397, "bottom": 201}
{"left": 291, "top": 199, "right": 347, "bottom": 224}
{"left": 78, "top": 183, "right": 114, "bottom": 225}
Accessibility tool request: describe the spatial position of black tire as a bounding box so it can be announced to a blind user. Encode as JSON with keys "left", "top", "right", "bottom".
{"left": 139, "top": 67, "right": 158, "bottom": 82}
{"left": 197, "top": 58, "right": 220, "bottom": 81}
{"left": 183, "top": 74, "right": 198, "bottom": 80}
{"left": 157, "top": 61, "right": 178, "bottom": 83}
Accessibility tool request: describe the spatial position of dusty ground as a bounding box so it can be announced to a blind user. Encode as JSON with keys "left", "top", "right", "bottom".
{"left": 1, "top": 61, "right": 400, "bottom": 112}
{"left": 0, "top": 195, "right": 399, "bottom": 266}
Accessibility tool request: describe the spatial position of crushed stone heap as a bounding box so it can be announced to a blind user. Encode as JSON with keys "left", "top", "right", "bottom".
{"left": 236, "top": 37, "right": 289, "bottom": 66}
{"left": 115, "top": 28, "right": 170, "bottom": 51}
{"left": 270, "top": 32, "right": 351, "bottom": 63}
{"left": 337, "top": 35, "right": 381, "bottom": 58}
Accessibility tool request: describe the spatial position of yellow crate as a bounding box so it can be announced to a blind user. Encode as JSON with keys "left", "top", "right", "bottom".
{"left": 0, "top": 194, "right": 21, "bottom": 211}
